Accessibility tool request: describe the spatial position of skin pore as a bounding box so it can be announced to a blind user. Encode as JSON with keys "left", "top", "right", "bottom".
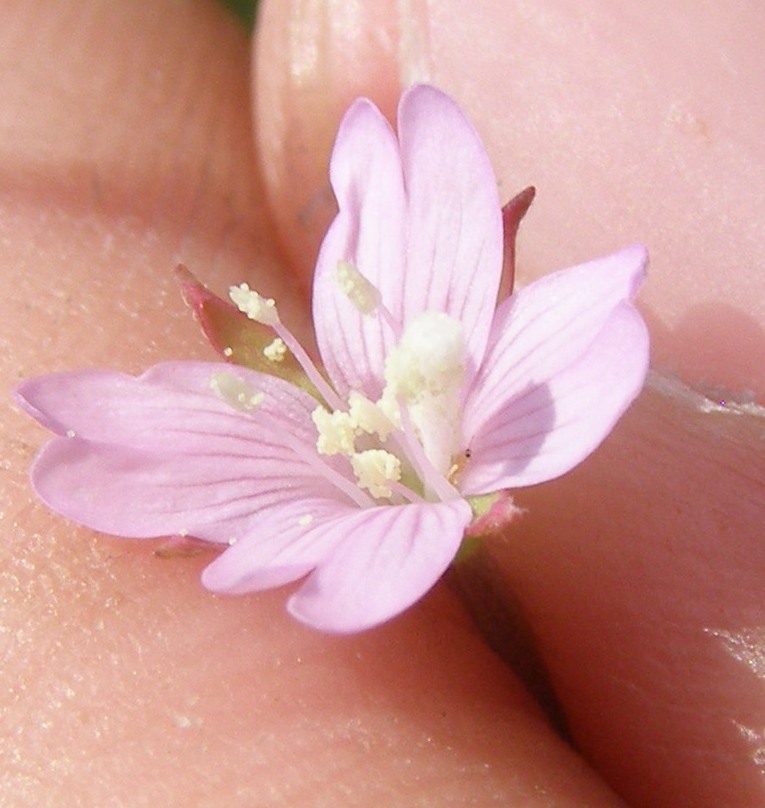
{"left": 1, "top": 1, "right": 763, "bottom": 806}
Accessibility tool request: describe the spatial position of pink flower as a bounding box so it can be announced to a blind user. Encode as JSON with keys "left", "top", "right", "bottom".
{"left": 16, "top": 85, "right": 649, "bottom": 633}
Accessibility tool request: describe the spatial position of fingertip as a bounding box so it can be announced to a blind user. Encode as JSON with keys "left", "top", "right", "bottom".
{"left": 253, "top": 0, "right": 403, "bottom": 283}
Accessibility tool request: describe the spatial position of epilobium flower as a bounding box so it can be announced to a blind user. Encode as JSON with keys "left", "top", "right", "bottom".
{"left": 16, "top": 85, "right": 649, "bottom": 633}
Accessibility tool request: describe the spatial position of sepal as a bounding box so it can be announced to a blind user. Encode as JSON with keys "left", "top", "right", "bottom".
{"left": 175, "top": 264, "right": 319, "bottom": 396}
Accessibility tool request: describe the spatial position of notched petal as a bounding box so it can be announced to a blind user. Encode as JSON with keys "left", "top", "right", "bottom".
{"left": 288, "top": 500, "right": 472, "bottom": 633}
{"left": 464, "top": 302, "right": 650, "bottom": 493}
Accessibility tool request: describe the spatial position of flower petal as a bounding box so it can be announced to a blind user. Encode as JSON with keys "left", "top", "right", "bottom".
{"left": 201, "top": 499, "right": 356, "bottom": 593}
{"left": 313, "top": 85, "right": 502, "bottom": 397}
{"left": 396, "top": 85, "right": 502, "bottom": 379}
{"left": 462, "top": 302, "right": 649, "bottom": 493}
{"left": 461, "top": 246, "right": 649, "bottom": 492}
{"left": 18, "top": 362, "right": 351, "bottom": 541}
{"left": 288, "top": 499, "right": 472, "bottom": 633}
{"left": 16, "top": 361, "right": 320, "bottom": 449}
{"left": 28, "top": 434, "right": 346, "bottom": 542}
{"left": 312, "top": 96, "right": 406, "bottom": 397}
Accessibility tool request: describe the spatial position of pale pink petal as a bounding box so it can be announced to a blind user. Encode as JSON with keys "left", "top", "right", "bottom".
{"left": 16, "top": 361, "right": 320, "bottom": 450}
{"left": 201, "top": 499, "right": 356, "bottom": 593}
{"left": 461, "top": 302, "right": 649, "bottom": 494}
{"left": 312, "top": 97, "right": 406, "bottom": 398}
{"left": 463, "top": 244, "right": 647, "bottom": 447}
{"left": 481, "top": 244, "right": 645, "bottom": 394}
{"left": 396, "top": 84, "right": 502, "bottom": 380}
{"left": 18, "top": 362, "right": 352, "bottom": 541}
{"left": 29, "top": 436, "right": 345, "bottom": 542}
{"left": 288, "top": 499, "right": 472, "bottom": 633}
{"left": 313, "top": 86, "right": 503, "bottom": 397}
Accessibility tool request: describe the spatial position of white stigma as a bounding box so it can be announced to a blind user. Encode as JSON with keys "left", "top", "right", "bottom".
{"left": 382, "top": 311, "right": 466, "bottom": 478}
{"left": 335, "top": 260, "right": 380, "bottom": 315}
{"left": 229, "top": 283, "right": 280, "bottom": 326}
{"left": 210, "top": 373, "right": 265, "bottom": 412}
{"left": 350, "top": 449, "right": 401, "bottom": 498}
{"left": 263, "top": 337, "right": 287, "bottom": 363}
{"left": 384, "top": 311, "right": 465, "bottom": 401}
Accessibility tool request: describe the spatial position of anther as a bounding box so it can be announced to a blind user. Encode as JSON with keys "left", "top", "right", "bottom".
{"left": 229, "top": 281, "right": 344, "bottom": 411}
{"left": 350, "top": 449, "right": 402, "bottom": 499}
{"left": 348, "top": 391, "right": 395, "bottom": 441}
{"left": 210, "top": 373, "right": 265, "bottom": 412}
{"left": 263, "top": 337, "right": 287, "bottom": 363}
{"left": 229, "top": 284, "right": 279, "bottom": 326}
{"left": 312, "top": 405, "right": 357, "bottom": 456}
{"left": 335, "top": 260, "right": 380, "bottom": 315}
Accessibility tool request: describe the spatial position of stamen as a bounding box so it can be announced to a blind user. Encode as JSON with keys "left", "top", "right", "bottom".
{"left": 396, "top": 400, "right": 461, "bottom": 503}
{"left": 210, "top": 373, "right": 372, "bottom": 508}
{"left": 350, "top": 449, "right": 401, "bottom": 499}
{"left": 348, "top": 391, "right": 395, "bottom": 441}
{"left": 261, "top": 408, "right": 374, "bottom": 510}
{"left": 335, "top": 260, "right": 401, "bottom": 339}
{"left": 335, "top": 260, "right": 380, "bottom": 315}
{"left": 312, "top": 405, "right": 357, "bottom": 456}
{"left": 271, "top": 321, "right": 345, "bottom": 411}
{"left": 229, "top": 282, "right": 344, "bottom": 410}
{"left": 263, "top": 337, "right": 287, "bottom": 363}
{"left": 387, "top": 480, "right": 425, "bottom": 504}
{"left": 229, "top": 284, "right": 279, "bottom": 326}
{"left": 210, "top": 373, "right": 265, "bottom": 412}
{"left": 284, "top": 443, "right": 373, "bottom": 510}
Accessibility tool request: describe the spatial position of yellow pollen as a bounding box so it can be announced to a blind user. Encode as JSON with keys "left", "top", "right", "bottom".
{"left": 350, "top": 449, "right": 401, "bottom": 498}
{"left": 312, "top": 405, "right": 357, "bottom": 456}
{"left": 297, "top": 514, "right": 314, "bottom": 527}
{"left": 348, "top": 391, "right": 395, "bottom": 441}
{"left": 335, "top": 260, "right": 380, "bottom": 315}
{"left": 229, "top": 283, "right": 279, "bottom": 326}
{"left": 263, "top": 337, "right": 287, "bottom": 363}
{"left": 210, "top": 373, "right": 265, "bottom": 412}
